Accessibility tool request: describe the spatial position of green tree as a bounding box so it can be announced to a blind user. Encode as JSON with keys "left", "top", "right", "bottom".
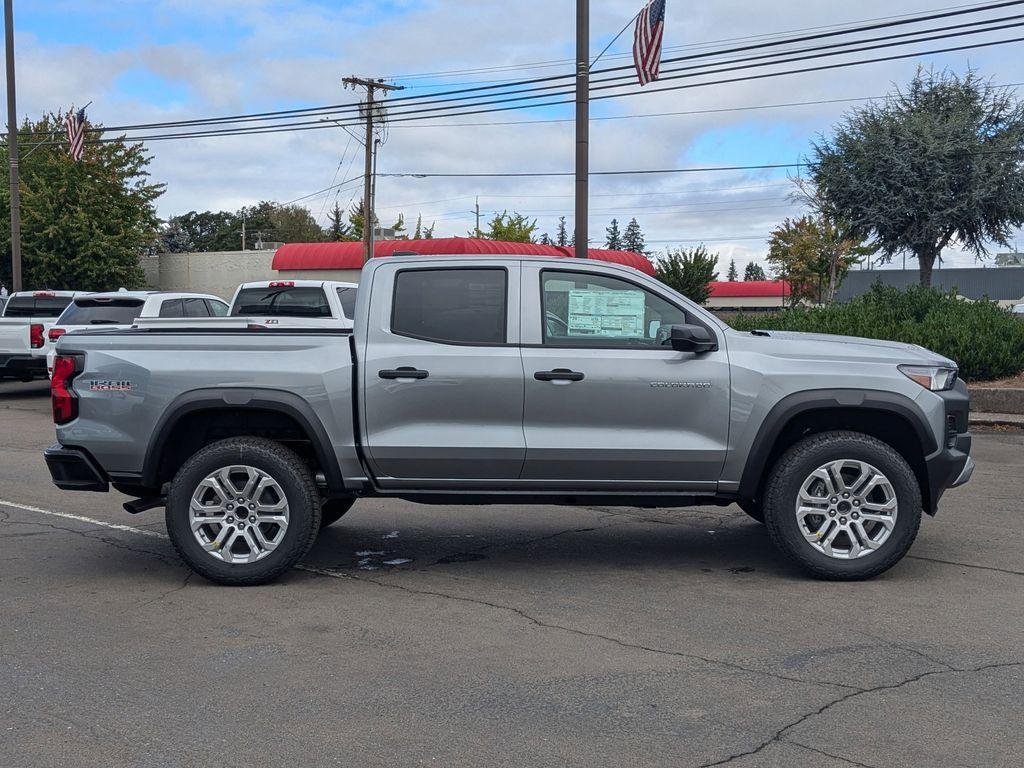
{"left": 556, "top": 216, "right": 568, "bottom": 247}
{"left": 809, "top": 67, "right": 1024, "bottom": 286}
{"left": 622, "top": 217, "right": 645, "bottom": 254}
{"left": 163, "top": 210, "right": 237, "bottom": 252}
{"left": 726, "top": 259, "right": 738, "bottom": 281}
{"left": 0, "top": 112, "right": 163, "bottom": 290}
{"left": 482, "top": 210, "right": 537, "bottom": 242}
{"left": 605, "top": 218, "right": 623, "bottom": 250}
{"left": 767, "top": 215, "right": 871, "bottom": 304}
{"left": 538, "top": 232, "right": 552, "bottom": 245}
{"left": 655, "top": 245, "right": 719, "bottom": 304}
{"left": 744, "top": 262, "right": 767, "bottom": 281}
{"left": 267, "top": 203, "right": 326, "bottom": 243}
{"left": 327, "top": 202, "right": 355, "bottom": 241}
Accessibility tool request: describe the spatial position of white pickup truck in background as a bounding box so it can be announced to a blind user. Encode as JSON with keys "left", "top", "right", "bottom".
{"left": 45, "top": 291, "right": 229, "bottom": 377}
{"left": 228, "top": 280, "right": 358, "bottom": 327}
{"left": 0, "top": 290, "right": 82, "bottom": 381}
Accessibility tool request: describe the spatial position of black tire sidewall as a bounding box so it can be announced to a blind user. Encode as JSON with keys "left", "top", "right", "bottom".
{"left": 166, "top": 439, "right": 319, "bottom": 585}
{"left": 765, "top": 435, "right": 922, "bottom": 579}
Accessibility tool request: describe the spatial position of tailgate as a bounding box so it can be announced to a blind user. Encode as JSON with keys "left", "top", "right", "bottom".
{"left": 0, "top": 318, "right": 31, "bottom": 355}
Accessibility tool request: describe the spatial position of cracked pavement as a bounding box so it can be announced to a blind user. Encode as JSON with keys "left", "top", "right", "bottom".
{"left": 1, "top": 380, "right": 1021, "bottom": 767}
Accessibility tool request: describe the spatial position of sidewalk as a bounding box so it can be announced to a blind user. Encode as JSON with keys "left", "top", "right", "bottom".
{"left": 970, "top": 411, "right": 1024, "bottom": 428}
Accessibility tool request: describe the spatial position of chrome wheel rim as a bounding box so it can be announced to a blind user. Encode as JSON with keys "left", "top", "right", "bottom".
{"left": 795, "top": 459, "right": 897, "bottom": 560}
{"left": 189, "top": 465, "right": 290, "bottom": 564}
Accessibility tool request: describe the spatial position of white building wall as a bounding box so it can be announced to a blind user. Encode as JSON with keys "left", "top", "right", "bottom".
{"left": 144, "top": 251, "right": 277, "bottom": 299}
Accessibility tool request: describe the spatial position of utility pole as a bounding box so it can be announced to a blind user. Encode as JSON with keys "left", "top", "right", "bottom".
{"left": 574, "top": 0, "right": 589, "bottom": 258}
{"left": 474, "top": 196, "right": 480, "bottom": 237}
{"left": 342, "top": 76, "right": 403, "bottom": 262}
{"left": 4, "top": 0, "right": 21, "bottom": 290}
{"left": 240, "top": 216, "right": 246, "bottom": 250}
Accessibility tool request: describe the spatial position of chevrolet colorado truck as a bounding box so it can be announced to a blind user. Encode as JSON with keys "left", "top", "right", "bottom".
{"left": 43, "top": 255, "right": 974, "bottom": 585}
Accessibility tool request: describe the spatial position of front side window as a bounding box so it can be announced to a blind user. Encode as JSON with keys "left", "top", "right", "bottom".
{"left": 392, "top": 268, "right": 507, "bottom": 345}
{"left": 541, "top": 270, "right": 690, "bottom": 347}
{"left": 207, "top": 300, "right": 229, "bottom": 317}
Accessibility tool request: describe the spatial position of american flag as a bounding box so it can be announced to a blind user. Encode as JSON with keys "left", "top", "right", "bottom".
{"left": 633, "top": 0, "right": 666, "bottom": 87}
{"left": 65, "top": 107, "right": 86, "bottom": 161}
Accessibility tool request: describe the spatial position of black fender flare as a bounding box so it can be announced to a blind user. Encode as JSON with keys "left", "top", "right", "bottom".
{"left": 142, "top": 388, "right": 346, "bottom": 493}
{"left": 737, "top": 388, "right": 937, "bottom": 500}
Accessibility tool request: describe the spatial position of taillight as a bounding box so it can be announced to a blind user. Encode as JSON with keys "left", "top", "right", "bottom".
{"left": 51, "top": 355, "right": 79, "bottom": 424}
{"left": 48, "top": 327, "right": 66, "bottom": 342}
{"left": 30, "top": 323, "right": 45, "bottom": 349}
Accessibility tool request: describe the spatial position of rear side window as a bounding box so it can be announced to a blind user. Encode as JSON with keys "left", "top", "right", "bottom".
{"left": 391, "top": 268, "right": 507, "bottom": 345}
{"left": 159, "top": 299, "right": 184, "bottom": 318}
{"left": 336, "top": 287, "right": 357, "bottom": 319}
{"left": 231, "top": 287, "right": 331, "bottom": 317}
{"left": 59, "top": 298, "right": 145, "bottom": 326}
{"left": 3, "top": 295, "right": 74, "bottom": 318}
{"left": 183, "top": 298, "right": 210, "bottom": 318}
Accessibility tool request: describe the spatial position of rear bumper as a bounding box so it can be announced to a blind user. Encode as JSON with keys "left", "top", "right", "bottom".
{"left": 0, "top": 354, "right": 45, "bottom": 379}
{"left": 43, "top": 444, "right": 109, "bottom": 492}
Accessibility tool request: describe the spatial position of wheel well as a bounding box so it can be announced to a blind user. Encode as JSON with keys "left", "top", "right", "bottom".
{"left": 751, "top": 407, "right": 930, "bottom": 510}
{"left": 154, "top": 407, "right": 321, "bottom": 488}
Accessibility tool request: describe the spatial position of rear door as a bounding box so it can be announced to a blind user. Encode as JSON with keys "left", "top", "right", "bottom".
{"left": 519, "top": 265, "right": 731, "bottom": 491}
{"left": 360, "top": 261, "right": 525, "bottom": 489}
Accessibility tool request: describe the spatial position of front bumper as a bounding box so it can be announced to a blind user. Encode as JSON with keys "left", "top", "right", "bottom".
{"left": 43, "top": 444, "right": 109, "bottom": 492}
{"left": 923, "top": 380, "right": 973, "bottom": 514}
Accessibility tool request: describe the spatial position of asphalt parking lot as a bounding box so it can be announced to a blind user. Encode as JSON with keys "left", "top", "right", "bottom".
{"left": 1, "top": 379, "right": 1021, "bottom": 768}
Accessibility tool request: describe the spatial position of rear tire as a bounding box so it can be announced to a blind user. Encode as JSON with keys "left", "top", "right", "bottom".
{"left": 320, "top": 497, "right": 355, "bottom": 529}
{"left": 762, "top": 431, "right": 922, "bottom": 580}
{"left": 166, "top": 437, "right": 321, "bottom": 586}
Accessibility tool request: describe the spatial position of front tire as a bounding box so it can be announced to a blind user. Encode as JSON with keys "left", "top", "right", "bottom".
{"left": 166, "top": 437, "right": 321, "bottom": 586}
{"left": 762, "top": 431, "right": 922, "bottom": 580}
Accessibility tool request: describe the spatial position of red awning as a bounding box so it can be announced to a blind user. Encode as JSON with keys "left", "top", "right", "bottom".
{"left": 709, "top": 280, "right": 790, "bottom": 298}
{"left": 272, "top": 237, "right": 656, "bottom": 276}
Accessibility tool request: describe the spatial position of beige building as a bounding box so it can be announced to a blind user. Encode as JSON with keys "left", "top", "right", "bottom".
{"left": 141, "top": 250, "right": 276, "bottom": 299}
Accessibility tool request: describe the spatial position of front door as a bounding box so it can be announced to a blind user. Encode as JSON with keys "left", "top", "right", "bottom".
{"left": 520, "top": 266, "right": 731, "bottom": 491}
{"left": 361, "top": 262, "right": 525, "bottom": 489}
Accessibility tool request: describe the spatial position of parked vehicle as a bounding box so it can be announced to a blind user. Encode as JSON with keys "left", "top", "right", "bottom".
{"left": 228, "top": 280, "right": 357, "bottom": 327}
{"left": 44, "top": 255, "right": 973, "bottom": 585}
{"left": 1012, "top": 302, "right": 1024, "bottom": 317}
{"left": 44, "top": 291, "right": 229, "bottom": 377}
{"left": 0, "top": 290, "right": 82, "bottom": 381}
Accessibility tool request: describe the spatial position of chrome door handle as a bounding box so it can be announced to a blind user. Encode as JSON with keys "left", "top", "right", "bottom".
{"left": 534, "top": 368, "right": 584, "bottom": 382}
{"left": 379, "top": 367, "right": 429, "bottom": 380}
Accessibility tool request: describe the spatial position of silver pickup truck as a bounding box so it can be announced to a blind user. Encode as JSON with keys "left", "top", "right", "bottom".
{"left": 43, "top": 255, "right": 974, "bottom": 585}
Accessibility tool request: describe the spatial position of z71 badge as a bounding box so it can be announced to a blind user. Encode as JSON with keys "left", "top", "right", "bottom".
{"left": 89, "top": 380, "right": 133, "bottom": 392}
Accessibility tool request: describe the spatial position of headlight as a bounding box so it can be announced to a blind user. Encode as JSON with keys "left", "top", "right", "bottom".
{"left": 898, "top": 364, "right": 958, "bottom": 391}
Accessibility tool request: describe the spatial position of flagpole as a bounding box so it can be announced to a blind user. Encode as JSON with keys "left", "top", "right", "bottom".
{"left": 4, "top": 0, "right": 21, "bottom": 291}
{"left": 574, "top": 0, "right": 588, "bottom": 259}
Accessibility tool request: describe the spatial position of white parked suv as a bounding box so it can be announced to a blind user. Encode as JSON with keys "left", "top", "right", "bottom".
{"left": 45, "top": 291, "right": 228, "bottom": 376}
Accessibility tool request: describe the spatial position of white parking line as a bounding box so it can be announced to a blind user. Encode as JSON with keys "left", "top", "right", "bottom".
{"left": 0, "top": 497, "right": 347, "bottom": 580}
{"left": 0, "top": 498, "right": 167, "bottom": 539}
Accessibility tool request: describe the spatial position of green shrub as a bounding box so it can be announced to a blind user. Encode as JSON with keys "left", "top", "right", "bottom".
{"left": 729, "top": 283, "right": 1024, "bottom": 382}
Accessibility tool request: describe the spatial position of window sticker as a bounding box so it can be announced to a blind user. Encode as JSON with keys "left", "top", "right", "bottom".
{"left": 567, "top": 289, "right": 646, "bottom": 338}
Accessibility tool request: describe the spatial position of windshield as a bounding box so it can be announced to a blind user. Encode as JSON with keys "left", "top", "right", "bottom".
{"left": 3, "top": 295, "right": 75, "bottom": 318}
{"left": 231, "top": 287, "right": 331, "bottom": 317}
{"left": 58, "top": 298, "right": 145, "bottom": 326}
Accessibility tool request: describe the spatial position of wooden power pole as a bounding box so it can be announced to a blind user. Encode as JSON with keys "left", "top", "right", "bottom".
{"left": 342, "top": 77, "right": 403, "bottom": 263}
{"left": 574, "top": 0, "right": 589, "bottom": 259}
{"left": 4, "top": 0, "right": 21, "bottom": 290}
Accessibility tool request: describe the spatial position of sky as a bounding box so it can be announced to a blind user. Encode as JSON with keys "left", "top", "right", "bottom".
{"left": 9, "top": 0, "right": 1024, "bottom": 273}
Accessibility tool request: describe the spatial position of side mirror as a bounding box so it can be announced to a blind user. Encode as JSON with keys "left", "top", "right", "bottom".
{"left": 666, "top": 324, "right": 718, "bottom": 354}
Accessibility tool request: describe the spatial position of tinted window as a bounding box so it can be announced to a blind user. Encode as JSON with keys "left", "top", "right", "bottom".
{"left": 159, "top": 299, "right": 184, "bottom": 318}
{"left": 207, "top": 300, "right": 229, "bottom": 317}
{"left": 183, "top": 298, "right": 210, "bottom": 318}
{"left": 59, "top": 298, "right": 144, "bottom": 326}
{"left": 541, "top": 271, "right": 689, "bottom": 347}
{"left": 3, "top": 295, "right": 74, "bottom": 318}
{"left": 232, "top": 287, "right": 330, "bottom": 317}
{"left": 392, "top": 268, "right": 506, "bottom": 345}
{"left": 336, "top": 287, "right": 358, "bottom": 319}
